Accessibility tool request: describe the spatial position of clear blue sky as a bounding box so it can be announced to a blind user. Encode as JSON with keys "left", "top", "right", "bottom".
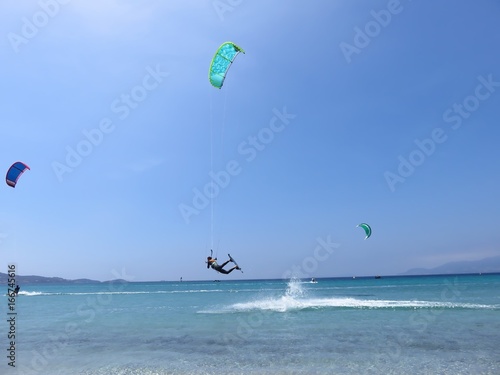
{"left": 1, "top": 0, "right": 499, "bottom": 281}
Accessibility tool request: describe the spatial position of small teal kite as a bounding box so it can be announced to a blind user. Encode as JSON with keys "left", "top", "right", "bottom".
{"left": 357, "top": 223, "right": 372, "bottom": 240}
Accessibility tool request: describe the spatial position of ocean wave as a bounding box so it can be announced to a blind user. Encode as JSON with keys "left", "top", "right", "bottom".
{"left": 206, "top": 278, "right": 500, "bottom": 313}
{"left": 17, "top": 291, "right": 44, "bottom": 296}
{"left": 10, "top": 289, "right": 232, "bottom": 297}
{"left": 224, "top": 296, "right": 500, "bottom": 313}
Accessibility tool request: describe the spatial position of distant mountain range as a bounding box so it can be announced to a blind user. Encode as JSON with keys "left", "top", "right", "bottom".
{"left": 0, "top": 273, "right": 123, "bottom": 284}
{"left": 402, "top": 255, "right": 500, "bottom": 275}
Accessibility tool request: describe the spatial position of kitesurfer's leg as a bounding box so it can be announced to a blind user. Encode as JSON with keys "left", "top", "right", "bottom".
{"left": 225, "top": 266, "right": 239, "bottom": 274}
{"left": 220, "top": 260, "right": 231, "bottom": 268}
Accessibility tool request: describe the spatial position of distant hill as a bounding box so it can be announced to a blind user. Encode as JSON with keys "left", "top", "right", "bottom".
{"left": 0, "top": 272, "right": 102, "bottom": 284}
{"left": 402, "top": 255, "right": 500, "bottom": 275}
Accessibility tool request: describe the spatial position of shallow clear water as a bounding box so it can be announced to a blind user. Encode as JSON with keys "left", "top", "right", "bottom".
{"left": 2, "top": 274, "right": 499, "bottom": 374}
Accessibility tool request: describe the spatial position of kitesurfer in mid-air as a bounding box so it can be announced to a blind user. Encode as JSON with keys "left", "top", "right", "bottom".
{"left": 207, "top": 256, "right": 240, "bottom": 274}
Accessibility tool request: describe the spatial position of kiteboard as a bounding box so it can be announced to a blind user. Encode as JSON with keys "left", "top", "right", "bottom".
{"left": 228, "top": 253, "right": 243, "bottom": 273}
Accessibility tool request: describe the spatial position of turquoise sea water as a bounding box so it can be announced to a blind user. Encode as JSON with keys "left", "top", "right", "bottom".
{"left": 1, "top": 274, "right": 499, "bottom": 374}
